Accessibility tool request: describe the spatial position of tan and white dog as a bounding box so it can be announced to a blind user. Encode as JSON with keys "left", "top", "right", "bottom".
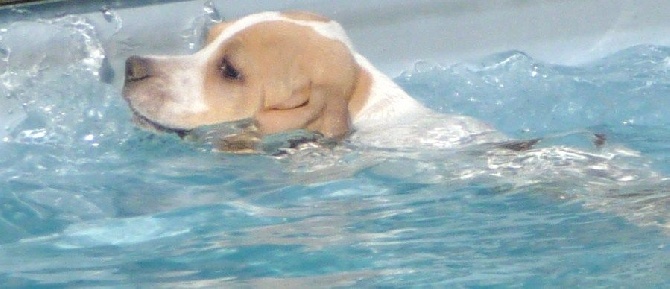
{"left": 120, "top": 11, "right": 670, "bottom": 230}
{"left": 122, "top": 11, "right": 507, "bottom": 152}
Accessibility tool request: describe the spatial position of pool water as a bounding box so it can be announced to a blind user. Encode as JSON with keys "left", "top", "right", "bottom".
{"left": 1, "top": 17, "right": 670, "bottom": 288}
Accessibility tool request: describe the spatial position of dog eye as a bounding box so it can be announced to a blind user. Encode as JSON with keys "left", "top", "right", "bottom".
{"left": 219, "top": 57, "right": 242, "bottom": 80}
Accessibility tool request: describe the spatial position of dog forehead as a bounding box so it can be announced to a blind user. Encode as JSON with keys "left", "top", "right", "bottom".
{"left": 205, "top": 11, "right": 354, "bottom": 53}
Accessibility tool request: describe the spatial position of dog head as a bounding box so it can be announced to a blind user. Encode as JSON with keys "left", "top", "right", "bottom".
{"left": 123, "top": 11, "right": 368, "bottom": 139}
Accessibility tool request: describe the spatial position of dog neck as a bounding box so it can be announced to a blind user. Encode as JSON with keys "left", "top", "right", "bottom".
{"left": 349, "top": 54, "right": 429, "bottom": 131}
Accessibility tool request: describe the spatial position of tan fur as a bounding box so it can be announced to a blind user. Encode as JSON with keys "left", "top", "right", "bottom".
{"left": 280, "top": 11, "right": 331, "bottom": 22}
{"left": 123, "top": 11, "right": 375, "bottom": 147}
{"left": 201, "top": 21, "right": 359, "bottom": 138}
{"left": 205, "top": 22, "right": 232, "bottom": 45}
{"left": 347, "top": 69, "right": 372, "bottom": 120}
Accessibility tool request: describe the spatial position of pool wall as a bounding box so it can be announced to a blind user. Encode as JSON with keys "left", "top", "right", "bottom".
{"left": 2, "top": 0, "right": 670, "bottom": 138}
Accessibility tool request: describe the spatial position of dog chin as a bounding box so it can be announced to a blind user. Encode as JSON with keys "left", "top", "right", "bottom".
{"left": 131, "top": 112, "right": 190, "bottom": 138}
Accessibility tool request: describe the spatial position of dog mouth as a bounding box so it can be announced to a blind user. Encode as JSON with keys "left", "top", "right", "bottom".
{"left": 131, "top": 111, "right": 190, "bottom": 138}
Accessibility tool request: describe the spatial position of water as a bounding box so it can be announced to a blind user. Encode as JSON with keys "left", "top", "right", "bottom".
{"left": 1, "top": 17, "right": 670, "bottom": 288}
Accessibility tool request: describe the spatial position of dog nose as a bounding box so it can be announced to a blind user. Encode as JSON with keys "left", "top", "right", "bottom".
{"left": 125, "top": 55, "right": 152, "bottom": 82}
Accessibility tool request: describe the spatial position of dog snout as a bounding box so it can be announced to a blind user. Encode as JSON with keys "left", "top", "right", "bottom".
{"left": 125, "top": 56, "right": 152, "bottom": 83}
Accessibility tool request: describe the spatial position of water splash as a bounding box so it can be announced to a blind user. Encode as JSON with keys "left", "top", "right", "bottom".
{"left": 1, "top": 34, "right": 670, "bottom": 287}
{"left": 100, "top": 5, "right": 123, "bottom": 34}
{"left": 181, "top": 0, "right": 224, "bottom": 51}
{"left": 203, "top": 0, "right": 223, "bottom": 23}
{"left": 47, "top": 15, "right": 106, "bottom": 76}
{"left": 398, "top": 46, "right": 670, "bottom": 137}
{"left": 0, "top": 13, "right": 110, "bottom": 142}
{"left": 0, "top": 40, "right": 9, "bottom": 76}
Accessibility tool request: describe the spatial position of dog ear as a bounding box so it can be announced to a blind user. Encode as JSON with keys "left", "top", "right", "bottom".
{"left": 255, "top": 80, "right": 351, "bottom": 139}
{"left": 254, "top": 35, "right": 358, "bottom": 139}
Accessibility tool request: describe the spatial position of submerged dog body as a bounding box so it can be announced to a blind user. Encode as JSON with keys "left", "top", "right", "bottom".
{"left": 122, "top": 11, "right": 504, "bottom": 151}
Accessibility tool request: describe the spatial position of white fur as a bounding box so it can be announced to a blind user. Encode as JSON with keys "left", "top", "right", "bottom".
{"left": 172, "top": 11, "right": 503, "bottom": 147}
{"left": 200, "top": 11, "right": 428, "bottom": 131}
{"left": 153, "top": 12, "right": 358, "bottom": 123}
{"left": 144, "top": 55, "right": 209, "bottom": 119}
{"left": 202, "top": 12, "right": 354, "bottom": 56}
{"left": 134, "top": 12, "right": 357, "bottom": 129}
{"left": 351, "top": 54, "right": 430, "bottom": 130}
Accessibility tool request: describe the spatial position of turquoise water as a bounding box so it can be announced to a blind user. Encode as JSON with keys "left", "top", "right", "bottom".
{"left": 1, "top": 21, "right": 670, "bottom": 287}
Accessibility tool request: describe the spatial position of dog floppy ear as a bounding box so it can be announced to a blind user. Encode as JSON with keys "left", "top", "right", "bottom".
{"left": 252, "top": 27, "right": 359, "bottom": 139}
{"left": 254, "top": 79, "right": 352, "bottom": 139}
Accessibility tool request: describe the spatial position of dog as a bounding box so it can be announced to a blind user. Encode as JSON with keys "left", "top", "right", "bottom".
{"left": 121, "top": 11, "right": 670, "bottom": 231}
{"left": 122, "top": 11, "right": 509, "bottom": 152}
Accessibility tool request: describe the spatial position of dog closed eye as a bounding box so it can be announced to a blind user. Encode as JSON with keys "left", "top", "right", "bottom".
{"left": 219, "top": 57, "right": 242, "bottom": 80}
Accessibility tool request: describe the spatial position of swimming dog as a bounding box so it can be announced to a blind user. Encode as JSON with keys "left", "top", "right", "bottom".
{"left": 122, "top": 11, "right": 508, "bottom": 152}
{"left": 120, "top": 11, "right": 670, "bottom": 232}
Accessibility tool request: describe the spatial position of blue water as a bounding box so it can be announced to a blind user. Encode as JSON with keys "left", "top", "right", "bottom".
{"left": 1, "top": 18, "right": 670, "bottom": 288}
